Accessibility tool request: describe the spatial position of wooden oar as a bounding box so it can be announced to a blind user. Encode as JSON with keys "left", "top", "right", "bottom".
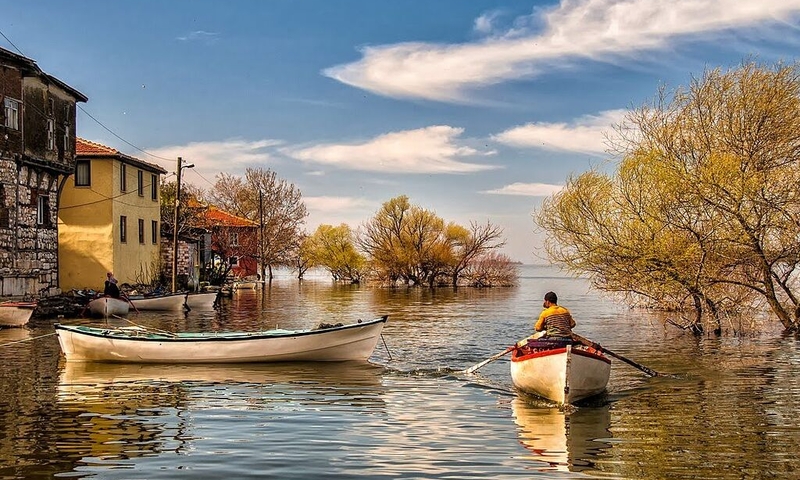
{"left": 464, "top": 345, "right": 515, "bottom": 374}
{"left": 571, "top": 332, "right": 661, "bottom": 377}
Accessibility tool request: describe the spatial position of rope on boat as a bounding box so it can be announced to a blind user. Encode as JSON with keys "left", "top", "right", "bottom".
{"left": 112, "top": 314, "right": 178, "bottom": 337}
{"left": 381, "top": 333, "right": 392, "bottom": 360}
{"left": 0, "top": 331, "right": 57, "bottom": 348}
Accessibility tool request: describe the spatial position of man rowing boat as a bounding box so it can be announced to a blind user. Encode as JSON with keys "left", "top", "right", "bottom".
{"left": 517, "top": 291, "right": 575, "bottom": 346}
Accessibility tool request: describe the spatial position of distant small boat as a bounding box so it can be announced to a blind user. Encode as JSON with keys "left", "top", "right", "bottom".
{"left": 232, "top": 280, "right": 258, "bottom": 291}
{"left": 185, "top": 292, "right": 219, "bottom": 309}
{"left": 128, "top": 293, "right": 187, "bottom": 311}
{"left": 86, "top": 296, "right": 130, "bottom": 318}
{"left": 0, "top": 301, "right": 37, "bottom": 327}
{"left": 510, "top": 339, "right": 610, "bottom": 404}
{"left": 55, "top": 315, "right": 388, "bottom": 363}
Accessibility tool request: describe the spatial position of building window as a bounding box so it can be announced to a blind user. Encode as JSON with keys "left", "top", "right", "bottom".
{"left": 138, "top": 219, "right": 145, "bottom": 244}
{"left": 47, "top": 119, "right": 56, "bottom": 150}
{"left": 120, "top": 216, "right": 127, "bottom": 243}
{"left": 151, "top": 220, "right": 158, "bottom": 244}
{"left": 120, "top": 164, "right": 127, "bottom": 191}
{"left": 4, "top": 98, "right": 20, "bottom": 130}
{"left": 0, "top": 185, "right": 8, "bottom": 228}
{"left": 37, "top": 195, "right": 50, "bottom": 226}
{"left": 230, "top": 231, "right": 239, "bottom": 246}
{"left": 137, "top": 170, "right": 144, "bottom": 196}
{"left": 75, "top": 160, "right": 91, "bottom": 186}
{"left": 63, "top": 123, "right": 70, "bottom": 152}
{"left": 151, "top": 174, "right": 158, "bottom": 200}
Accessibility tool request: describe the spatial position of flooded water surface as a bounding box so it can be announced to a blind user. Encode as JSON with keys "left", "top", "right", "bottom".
{"left": 1, "top": 265, "right": 799, "bottom": 479}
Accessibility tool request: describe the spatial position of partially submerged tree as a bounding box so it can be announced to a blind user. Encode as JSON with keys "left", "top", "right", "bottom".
{"left": 537, "top": 61, "right": 800, "bottom": 333}
{"left": 360, "top": 195, "right": 508, "bottom": 286}
{"left": 305, "top": 224, "right": 366, "bottom": 283}
{"left": 208, "top": 168, "right": 307, "bottom": 279}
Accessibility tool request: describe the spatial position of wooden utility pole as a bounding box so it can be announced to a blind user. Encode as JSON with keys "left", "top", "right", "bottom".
{"left": 171, "top": 157, "right": 193, "bottom": 292}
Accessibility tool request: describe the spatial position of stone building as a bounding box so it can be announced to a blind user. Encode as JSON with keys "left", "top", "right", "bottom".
{"left": 0, "top": 47, "right": 87, "bottom": 296}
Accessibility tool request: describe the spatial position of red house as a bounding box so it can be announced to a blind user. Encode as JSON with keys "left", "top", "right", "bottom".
{"left": 203, "top": 206, "right": 259, "bottom": 278}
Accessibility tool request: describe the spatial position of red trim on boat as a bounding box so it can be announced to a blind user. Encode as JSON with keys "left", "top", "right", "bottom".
{"left": 512, "top": 347, "right": 567, "bottom": 362}
{"left": 572, "top": 348, "right": 611, "bottom": 364}
{"left": 511, "top": 345, "right": 611, "bottom": 364}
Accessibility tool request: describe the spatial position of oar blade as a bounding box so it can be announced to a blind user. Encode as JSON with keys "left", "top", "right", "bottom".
{"left": 571, "top": 333, "right": 661, "bottom": 377}
{"left": 463, "top": 346, "right": 514, "bottom": 374}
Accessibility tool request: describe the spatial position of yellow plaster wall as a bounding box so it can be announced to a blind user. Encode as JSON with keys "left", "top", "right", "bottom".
{"left": 58, "top": 158, "right": 162, "bottom": 291}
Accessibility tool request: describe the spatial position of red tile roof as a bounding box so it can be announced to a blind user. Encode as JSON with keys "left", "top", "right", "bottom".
{"left": 204, "top": 206, "right": 258, "bottom": 228}
{"left": 76, "top": 138, "right": 168, "bottom": 174}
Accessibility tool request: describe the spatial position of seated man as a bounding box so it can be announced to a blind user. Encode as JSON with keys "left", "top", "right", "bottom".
{"left": 535, "top": 291, "right": 575, "bottom": 339}
{"left": 103, "top": 272, "right": 121, "bottom": 298}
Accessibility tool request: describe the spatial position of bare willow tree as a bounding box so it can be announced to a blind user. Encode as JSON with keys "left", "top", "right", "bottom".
{"left": 207, "top": 168, "right": 307, "bottom": 279}
{"left": 538, "top": 61, "right": 800, "bottom": 334}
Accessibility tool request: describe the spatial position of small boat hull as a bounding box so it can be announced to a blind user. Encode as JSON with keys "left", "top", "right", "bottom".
{"left": 510, "top": 343, "right": 610, "bottom": 404}
{"left": 0, "top": 301, "right": 36, "bottom": 327}
{"left": 128, "top": 293, "right": 187, "bottom": 311}
{"left": 86, "top": 297, "right": 130, "bottom": 318}
{"left": 185, "top": 292, "right": 218, "bottom": 309}
{"left": 55, "top": 315, "right": 388, "bottom": 363}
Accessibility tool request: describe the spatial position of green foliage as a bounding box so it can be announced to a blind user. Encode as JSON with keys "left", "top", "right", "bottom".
{"left": 538, "top": 61, "right": 800, "bottom": 333}
{"left": 359, "top": 195, "right": 508, "bottom": 286}
{"left": 305, "top": 224, "right": 366, "bottom": 283}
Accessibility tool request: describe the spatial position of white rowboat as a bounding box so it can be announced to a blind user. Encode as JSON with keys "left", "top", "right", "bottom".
{"left": 128, "top": 293, "right": 187, "bottom": 311}
{"left": 86, "top": 296, "right": 130, "bottom": 318}
{"left": 0, "top": 301, "right": 37, "bottom": 327}
{"left": 55, "top": 315, "right": 388, "bottom": 363}
{"left": 510, "top": 341, "right": 610, "bottom": 404}
{"left": 185, "top": 292, "right": 218, "bottom": 309}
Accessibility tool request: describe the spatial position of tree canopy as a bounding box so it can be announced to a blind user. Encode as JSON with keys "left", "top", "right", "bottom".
{"left": 207, "top": 168, "right": 307, "bottom": 279}
{"left": 537, "top": 61, "right": 800, "bottom": 333}
{"left": 358, "top": 195, "right": 510, "bottom": 286}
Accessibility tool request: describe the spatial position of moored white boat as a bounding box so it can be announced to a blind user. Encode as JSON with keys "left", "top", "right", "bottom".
{"left": 128, "top": 293, "right": 187, "bottom": 311}
{"left": 0, "top": 301, "right": 37, "bottom": 327}
{"left": 55, "top": 315, "right": 388, "bottom": 363}
{"left": 86, "top": 296, "right": 130, "bottom": 318}
{"left": 185, "top": 292, "right": 218, "bottom": 309}
{"left": 510, "top": 340, "right": 610, "bottom": 404}
{"left": 232, "top": 280, "right": 258, "bottom": 290}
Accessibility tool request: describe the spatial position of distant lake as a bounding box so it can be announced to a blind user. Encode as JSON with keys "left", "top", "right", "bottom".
{"left": 0, "top": 265, "right": 798, "bottom": 479}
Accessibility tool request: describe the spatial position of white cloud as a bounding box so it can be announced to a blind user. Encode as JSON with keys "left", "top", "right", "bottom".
{"left": 473, "top": 11, "right": 502, "bottom": 35}
{"left": 304, "top": 196, "right": 374, "bottom": 213}
{"left": 177, "top": 31, "right": 219, "bottom": 42}
{"left": 324, "top": 0, "right": 800, "bottom": 102}
{"left": 483, "top": 182, "right": 563, "bottom": 197}
{"left": 304, "top": 196, "right": 377, "bottom": 231}
{"left": 492, "top": 109, "right": 626, "bottom": 153}
{"left": 285, "top": 125, "right": 498, "bottom": 174}
{"left": 146, "top": 138, "right": 282, "bottom": 185}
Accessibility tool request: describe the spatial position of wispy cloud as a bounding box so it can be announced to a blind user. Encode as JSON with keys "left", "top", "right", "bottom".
{"left": 483, "top": 182, "right": 563, "bottom": 197}
{"left": 304, "top": 196, "right": 377, "bottom": 230}
{"left": 177, "top": 30, "right": 220, "bottom": 43}
{"left": 324, "top": 0, "right": 800, "bottom": 102}
{"left": 492, "top": 109, "right": 626, "bottom": 153}
{"left": 285, "top": 125, "right": 498, "bottom": 174}
{"left": 304, "top": 196, "right": 374, "bottom": 213}
{"left": 147, "top": 139, "right": 282, "bottom": 184}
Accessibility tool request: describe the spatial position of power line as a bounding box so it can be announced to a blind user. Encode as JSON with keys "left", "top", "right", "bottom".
{"left": 0, "top": 29, "right": 24, "bottom": 56}
{"left": 77, "top": 105, "right": 174, "bottom": 165}
{"left": 1, "top": 29, "right": 218, "bottom": 190}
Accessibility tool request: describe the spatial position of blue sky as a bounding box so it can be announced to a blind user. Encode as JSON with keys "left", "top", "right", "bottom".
{"left": 3, "top": 1, "right": 800, "bottom": 262}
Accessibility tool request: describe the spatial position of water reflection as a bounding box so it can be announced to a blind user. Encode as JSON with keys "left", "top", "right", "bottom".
{"left": 511, "top": 397, "right": 612, "bottom": 474}
{"left": 54, "top": 361, "right": 389, "bottom": 474}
